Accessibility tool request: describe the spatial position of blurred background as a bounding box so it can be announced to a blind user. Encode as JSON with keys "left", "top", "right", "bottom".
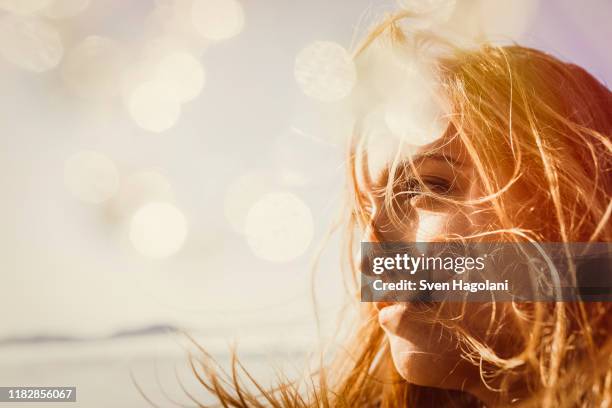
{"left": 0, "top": 0, "right": 610, "bottom": 406}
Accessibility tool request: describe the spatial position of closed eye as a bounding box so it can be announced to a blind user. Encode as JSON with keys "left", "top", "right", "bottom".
{"left": 420, "top": 176, "right": 454, "bottom": 194}
{"left": 402, "top": 175, "right": 454, "bottom": 197}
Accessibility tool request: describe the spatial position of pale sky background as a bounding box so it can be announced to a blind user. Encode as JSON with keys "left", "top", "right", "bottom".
{"left": 0, "top": 0, "right": 610, "bottom": 341}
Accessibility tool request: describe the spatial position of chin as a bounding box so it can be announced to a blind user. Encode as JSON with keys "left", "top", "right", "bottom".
{"left": 385, "top": 331, "right": 475, "bottom": 392}
{"left": 387, "top": 333, "right": 449, "bottom": 386}
{"left": 378, "top": 303, "right": 480, "bottom": 391}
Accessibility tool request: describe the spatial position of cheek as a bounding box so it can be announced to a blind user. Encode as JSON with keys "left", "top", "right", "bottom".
{"left": 414, "top": 205, "right": 490, "bottom": 240}
{"left": 370, "top": 200, "right": 477, "bottom": 242}
{"left": 414, "top": 209, "right": 447, "bottom": 241}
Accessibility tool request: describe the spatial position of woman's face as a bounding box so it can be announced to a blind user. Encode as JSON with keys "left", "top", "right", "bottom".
{"left": 367, "top": 134, "right": 519, "bottom": 402}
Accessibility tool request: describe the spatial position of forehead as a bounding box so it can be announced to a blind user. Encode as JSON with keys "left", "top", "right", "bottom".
{"left": 367, "top": 127, "right": 471, "bottom": 190}
{"left": 363, "top": 122, "right": 470, "bottom": 183}
{"left": 411, "top": 126, "right": 469, "bottom": 167}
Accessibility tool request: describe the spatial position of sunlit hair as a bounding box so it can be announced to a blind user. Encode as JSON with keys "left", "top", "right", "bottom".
{"left": 188, "top": 12, "right": 612, "bottom": 407}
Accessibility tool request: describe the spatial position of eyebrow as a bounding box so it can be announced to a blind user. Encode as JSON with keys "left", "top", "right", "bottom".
{"left": 408, "top": 152, "right": 464, "bottom": 167}
{"left": 371, "top": 152, "right": 465, "bottom": 190}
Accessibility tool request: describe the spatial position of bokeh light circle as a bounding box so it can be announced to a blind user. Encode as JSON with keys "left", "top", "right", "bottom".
{"left": 384, "top": 96, "right": 448, "bottom": 146}
{"left": 64, "top": 151, "right": 120, "bottom": 204}
{"left": 0, "top": 15, "right": 63, "bottom": 72}
{"left": 129, "top": 202, "right": 188, "bottom": 259}
{"left": 156, "top": 51, "right": 206, "bottom": 103}
{"left": 380, "top": 68, "right": 449, "bottom": 146}
{"left": 191, "top": 0, "right": 245, "bottom": 41}
{"left": 244, "top": 192, "right": 314, "bottom": 263}
{"left": 294, "top": 41, "right": 356, "bottom": 102}
{"left": 398, "top": 0, "right": 456, "bottom": 23}
{"left": 128, "top": 80, "right": 182, "bottom": 133}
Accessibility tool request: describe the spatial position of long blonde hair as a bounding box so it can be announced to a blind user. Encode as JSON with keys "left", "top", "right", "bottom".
{"left": 189, "top": 13, "right": 612, "bottom": 407}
